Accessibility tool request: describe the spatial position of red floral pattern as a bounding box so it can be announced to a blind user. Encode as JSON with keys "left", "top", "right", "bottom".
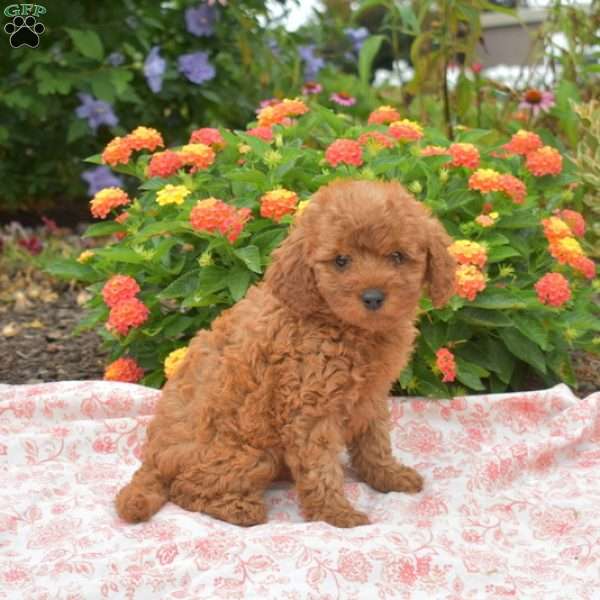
{"left": 0, "top": 381, "right": 599, "bottom": 598}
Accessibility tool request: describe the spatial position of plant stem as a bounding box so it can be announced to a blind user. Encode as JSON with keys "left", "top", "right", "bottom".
{"left": 441, "top": 0, "right": 453, "bottom": 140}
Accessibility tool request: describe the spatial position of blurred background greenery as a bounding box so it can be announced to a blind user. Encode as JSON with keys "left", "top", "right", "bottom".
{"left": 1, "top": 0, "right": 598, "bottom": 223}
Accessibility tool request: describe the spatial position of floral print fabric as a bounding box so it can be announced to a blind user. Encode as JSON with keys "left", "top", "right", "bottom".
{"left": 1, "top": 381, "right": 599, "bottom": 599}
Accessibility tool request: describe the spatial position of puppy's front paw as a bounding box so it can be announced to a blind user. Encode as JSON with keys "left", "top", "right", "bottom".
{"left": 369, "top": 464, "right": 424, "bottom": 494}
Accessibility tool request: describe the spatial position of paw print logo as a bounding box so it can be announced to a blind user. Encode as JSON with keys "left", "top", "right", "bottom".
{"left": 4, "top": 15, "right": 45, "bottom": 48}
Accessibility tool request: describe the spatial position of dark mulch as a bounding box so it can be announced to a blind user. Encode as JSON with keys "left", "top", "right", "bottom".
{"left": 1, "top": 269, "right": 599, "bottom": 394}
{"left": 0, "top": 279, "right": 108, "bottom": 385}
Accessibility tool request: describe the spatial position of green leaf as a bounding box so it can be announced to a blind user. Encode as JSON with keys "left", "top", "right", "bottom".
{"left": 485, "top": 337, "right": 515, "bottom": 384}
{"left": 140, "top": 178, "right": 171, "bottom": 190}
{"left": 480, "top": 0, "right": 516, "bottom": 16}
{"left": 499, "top": 328, "right": 547, "bottom": 374}
{"left": 110, "top": 69, "right": 134, "bottom": 96}
{"left": 162, "top": 315, "right": 195, "bottom": 338}
{"left": 136, "top": 221, "right": 186, "bottom": 241}
{"left": 197, "top": 266, "right": 229, "bottom": 295}
{"left": 456, "top": 340, "right": 512, "bottom": 383}
{"left": 234, "top": 245, "right": 262, "bottom": 273}
{"left": 547, "top": 348, "right": 577, "bottom": 386}
{"left": 82, "top": 222, "right": 125, "bottom": 238}
{"left": 555, "top": 80, "right": 580, "bottom": 147}
{"left": 142, "top": 370, "right": 165, "bottom": 388}
{"left": 419, "top": 319, "right": 445, "bottom": 352}
{"left": 84, "top": 153, "right": 103, "bottom": 165}
{"left": 44, "top": 259, "right": 97, "bottom": 283}
{"left": 73, "top": 306, "right": 108, "bottom": 334}
{"left": 67, "top": 118, "right": 89, "bottom": 143}
{"left": 94, "top": 247, "right": 147, "bottom": 264}
{"left": 227, "top": 268, "right": 252, "bottom": 301}
{"left": 497, "top": 212, "right": 541, "bottom": 229}
{"left": 226, "top": 169, "right": 267, "bottom": 186}
{"left": 487, "top": 246, "right": 521, "bottom": 262}
{"left": 511, "top": 313, "right": 549, "bottom": 350}
{"left": 455, "top": 75, "right": 473, "bottom": 121}
{"left": 159, "top": 269, "right": 200, "bottom": 299}
{"left": 37, "top": 71, "right": 72, "bottom": 95}
{"left": 413, "top": 360, "right": 450, "bottom": 398}
{"left": 469, "top": 291, "right": 526, "bottom": 310}
{"left": 90, "top": 72, "right": 115, "bottom": 103}
{"left": 359, "top": 35, "right": 385, "bottom": 86}
{"left": 398, "top": 362, "right": 414, "bottom": 388}
{"left": 66, "top": 28, "right": 104, "bottom": 61}
{"left": 455, "top": 358, "right": 487, "bottom": 391}
{"left": 398, "top": 4, "right": 420, "bottom": 34}
{"left": 236, "top": 134, "right": 271, "bottom": 158}
{"left": 459, "top": 307, "right": 513, "bottom": 328}
{"left": 252, "top": 228, "right": 286, "bottom": 255}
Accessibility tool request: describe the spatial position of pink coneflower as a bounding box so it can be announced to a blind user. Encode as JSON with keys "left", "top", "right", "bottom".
{"left": 518, "top": 89, "right": 555, "bottom": 117}
{"left": 302, "top": 81, "right": 322, "bottom": 95}
{"left": 330, "top": 91, "right": 356, "bottom": 106}
{"left": 257, "top": 98, "right": 281, "bottom": 112}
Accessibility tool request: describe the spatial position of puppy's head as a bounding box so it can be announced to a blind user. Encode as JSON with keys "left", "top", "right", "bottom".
{"left": 265, "top": 180, "right": 456, "bottom": 331}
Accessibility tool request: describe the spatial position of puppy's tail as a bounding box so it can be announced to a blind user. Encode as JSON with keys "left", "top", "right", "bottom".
{"left": 115, "top": 463, "right": 168, "bottom": 523}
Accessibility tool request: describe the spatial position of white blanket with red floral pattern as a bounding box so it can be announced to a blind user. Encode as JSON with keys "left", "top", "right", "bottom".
{"left": 1, "top": 381, "right": 599, "bottom": 599}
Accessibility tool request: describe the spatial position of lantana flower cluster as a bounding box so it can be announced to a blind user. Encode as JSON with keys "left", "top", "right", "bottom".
{"left": 435, "top": 348, "right": 457, "bottom": 383}
{"left": 102, "top": 126, "right": 164, "bottom": 166}
{"left": 541, "top": 212, "right": 595, "bottom": 280}
{"left": 449, "top": 240, "right": 488, "bottom": 301}
{"left": 102, "top": 275, "right": 149, "bottom": 336}
{"left": 77, "top": 100, "right": 595, "bottom": 395}
{"left": 468, "top": 169, "right": 527, "bottom": 204}
{"left": 190, "top": 198, "right": 252, "bottom": 243}
{"left": 503, "top": 130, "right": 563, "bottom": 176}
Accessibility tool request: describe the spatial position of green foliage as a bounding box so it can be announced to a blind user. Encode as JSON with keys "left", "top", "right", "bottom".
{"left": 0, "top": 0, "right": 306, "bottom": 211}
{"left": 50, "top": 98, "right": 599, "bottom": 395}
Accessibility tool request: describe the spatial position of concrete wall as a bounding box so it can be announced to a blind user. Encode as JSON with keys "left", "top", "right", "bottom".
{"left": 477, "top": 8, "right": 547, "bottom": 67}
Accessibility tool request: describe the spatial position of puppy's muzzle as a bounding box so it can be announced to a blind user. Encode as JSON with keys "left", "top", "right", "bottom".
{"left": 361, "top": 288, "right": 385, "bottom": 311}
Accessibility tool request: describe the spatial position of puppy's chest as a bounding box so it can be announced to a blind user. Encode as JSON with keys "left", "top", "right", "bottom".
{"left": 296, "top": 329, "right": 399, "bottom": 409}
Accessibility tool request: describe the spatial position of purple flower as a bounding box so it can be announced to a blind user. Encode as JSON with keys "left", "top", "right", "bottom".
{"left": 345, "top": 27, "right": 369, "bottom": 53}
{"left": 107, "top": 52, "right": 124, "bottom": 66}
{"left": 144, "top": 46, "right": 166, "bottom": 94}
{"left": 299, "top": 45, "right": 324, "bottom": 81}
{"left": 267, "top": 39, "right": 280, "bottom": 57}
{"left": 185, "top": 4, "right": 217, "bottom": 37}
{"left": 178, "top": 51, "right": 216, "bottom": 85}
{"left": 75, "top": 94, "right": 118, "bottom": 133}
{"left": 81, "top": 166, "right": 124, "bottom": 195}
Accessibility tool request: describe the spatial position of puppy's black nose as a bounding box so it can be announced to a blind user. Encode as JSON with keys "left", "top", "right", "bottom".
{"left": 361, "top": 288, "right": 385, "bottom": 311}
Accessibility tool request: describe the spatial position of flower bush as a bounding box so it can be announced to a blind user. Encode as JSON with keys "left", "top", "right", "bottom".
{"left": 48, "top": 98, "right": 599, "bottom": 396}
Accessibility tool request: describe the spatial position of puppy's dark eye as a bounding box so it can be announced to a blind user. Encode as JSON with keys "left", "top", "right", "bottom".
{"left": 390, "top": 251, "right": 406, "bottom": 265}
{"left": 335, "top": 255, "right": 351, "bottom": 269}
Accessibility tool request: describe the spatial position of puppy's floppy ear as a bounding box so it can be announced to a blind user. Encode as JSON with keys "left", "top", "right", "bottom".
{"left": 264, "top": 219, "right": 323, "bottom": 316}
{"left": 425, "top": 218, "right": 456, "bottom": 308}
